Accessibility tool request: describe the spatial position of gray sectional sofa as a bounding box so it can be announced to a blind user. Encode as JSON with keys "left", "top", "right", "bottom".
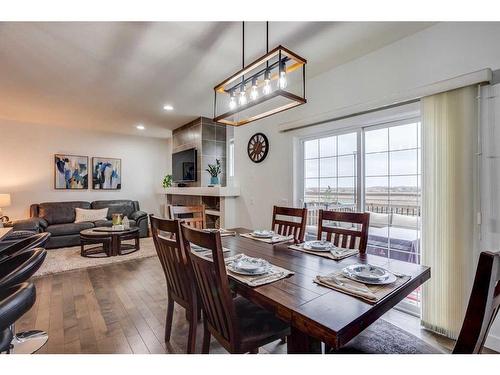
{"left": 11, "top": 200, "right": 148, "bottom": 249}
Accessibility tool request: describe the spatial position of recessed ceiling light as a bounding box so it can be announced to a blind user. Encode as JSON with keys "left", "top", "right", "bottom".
{"left": 136, "top": 124, "right": 145, "bottom": 130}
{"left": 163, "top": 104, "right": 174, "bottom": 111}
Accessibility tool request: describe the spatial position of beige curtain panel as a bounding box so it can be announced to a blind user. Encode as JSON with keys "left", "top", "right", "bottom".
{"left": 421, "top": 85, "right": 479, "bottom": 339}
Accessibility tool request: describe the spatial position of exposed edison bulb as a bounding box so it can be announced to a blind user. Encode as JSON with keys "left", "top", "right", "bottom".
{"left": 229, "top": 91, "right": 237, "bottom": 110}
{"left": 250, "top": 78, "right": 259, "bottom": 101}
{"left": 263, "top": 70, "right": 272, "bottom": 95}
{"left": 239, "top": 86, "right": 247, "bottom": 106}
{"left": 278, "top": 62, "right": 287, "bottom": 89}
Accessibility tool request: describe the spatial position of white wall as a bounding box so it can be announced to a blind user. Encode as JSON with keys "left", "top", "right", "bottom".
{"left": 0, "top": 119, "right": 171, "bottom": 219}
{"left": 233, "top": 22, "right": 500, "bottom": 228}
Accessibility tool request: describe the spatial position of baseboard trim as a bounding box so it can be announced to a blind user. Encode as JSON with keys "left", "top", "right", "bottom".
{"left": 485, "top": 333, "right": 500, "bottom": 352}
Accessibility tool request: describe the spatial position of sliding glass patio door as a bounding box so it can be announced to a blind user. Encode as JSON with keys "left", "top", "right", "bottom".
{"left": 301, "top": 117, "right": 422, "bottom": 314}
{"left": 364, "top": 120, "right": 422, "bottom": 313}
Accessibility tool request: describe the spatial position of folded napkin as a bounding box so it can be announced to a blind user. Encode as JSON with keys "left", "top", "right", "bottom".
{"left": 288, "top": 243, "right": 358, "bottom": 260}
{"left": 314, "top": 270, "right": 411, "bottom": 304}
{"left": 240, "top": 232, "right": 295, "bottom": 244}
{"left": 225, "top": 254, "right": 294, "bottom": 287}
{"left": 201, "top": 229, "right": 237, "bottom": 237}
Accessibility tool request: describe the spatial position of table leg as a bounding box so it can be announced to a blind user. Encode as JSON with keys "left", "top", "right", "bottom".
{"left": 287, "top": 326, "right": 322, "bottom": 354}
{"left": 111, "top": 235, "right": 119, "bottom": 256}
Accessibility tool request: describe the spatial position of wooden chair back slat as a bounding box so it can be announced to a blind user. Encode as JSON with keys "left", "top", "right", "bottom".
{"left": 317, "top": 210, "right": 370, "bottom": 253}
{"left": 272, "top": 206, "right": 308, "bottom": 243}
{"left": 168, "top": 205, "right": 206, "bottom": 229}
{"left": 454, "top": 251, "right": 500, "bottom": 354}
{"left": 180, "top": 224, "right": 239, "bottom": 350}
{"left": 150, "top": 215, "right": 196, "bottom": 306}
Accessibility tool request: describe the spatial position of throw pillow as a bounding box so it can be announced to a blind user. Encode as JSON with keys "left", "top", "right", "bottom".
{"left": 74, "top": 208, "right": 108, "bottom": 223}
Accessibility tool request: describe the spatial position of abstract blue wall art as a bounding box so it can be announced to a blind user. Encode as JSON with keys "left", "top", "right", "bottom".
{"left": 54, "top": 154, "right": 89, "bottom": 189}
{"left": 92, "top": 157, "right": 121, "bottom": 190}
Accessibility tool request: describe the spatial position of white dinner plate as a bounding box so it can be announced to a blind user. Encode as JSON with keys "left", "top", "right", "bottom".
{"left": 342, "top": 264, "right": 397, "bottom": 285}
{"left": 251, "top": 230, "right": 275, "bottom": 239}
{"left": 303, "top": 240, "right": 334, "bottom": 252}
{"left": 228, "top": 257, "right": 270, "bottom": 276}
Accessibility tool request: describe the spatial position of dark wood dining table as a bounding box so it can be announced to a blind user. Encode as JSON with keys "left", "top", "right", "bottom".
{"left": 222, "top": 228, "right": 431, "bottom": 353}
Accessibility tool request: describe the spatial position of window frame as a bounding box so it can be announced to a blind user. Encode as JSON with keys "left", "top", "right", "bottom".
{"left": 295, "top": 114, "right": 421, "bottom": 212}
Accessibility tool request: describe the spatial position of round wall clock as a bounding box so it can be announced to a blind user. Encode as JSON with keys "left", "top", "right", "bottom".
{"left": 247, "top": 133, "right": 269, "bottom": 163}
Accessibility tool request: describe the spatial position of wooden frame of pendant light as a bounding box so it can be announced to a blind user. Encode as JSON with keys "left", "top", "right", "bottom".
{"left": 213, "top": 45, "right": 307, "bottom": 126}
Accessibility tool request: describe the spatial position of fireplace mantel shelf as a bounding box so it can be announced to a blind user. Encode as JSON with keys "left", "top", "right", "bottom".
{"left": 162, "top": 186, "right": 240, "bottom": 197}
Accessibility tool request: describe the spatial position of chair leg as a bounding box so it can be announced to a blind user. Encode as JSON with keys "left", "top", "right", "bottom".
{"left": 164, "top": 296, "right": 174, "bottom": 342}
{"left": 187, "top": 308, "right": 198, "bottom": 354}
{"left": 202, "top": 322, "right": 210, "bottom": 354}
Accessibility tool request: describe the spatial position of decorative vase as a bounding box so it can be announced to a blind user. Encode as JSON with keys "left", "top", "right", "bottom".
{"left": 112, "top": 213, "right": 123, "bottom": 226}
{"left": 210, "top": 176, "right": 219, "bottom": 185}
{"left": 123, "top": 216, "right": 130, "bottom": 230}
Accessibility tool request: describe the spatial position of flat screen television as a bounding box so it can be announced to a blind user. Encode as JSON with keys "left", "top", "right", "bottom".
{"left": 172, "top": 148, "right": 197, "bottom": 183}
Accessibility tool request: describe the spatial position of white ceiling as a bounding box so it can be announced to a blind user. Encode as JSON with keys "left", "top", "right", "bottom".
{"left": 0, "top": 22, "right": 434, "bottom": 138}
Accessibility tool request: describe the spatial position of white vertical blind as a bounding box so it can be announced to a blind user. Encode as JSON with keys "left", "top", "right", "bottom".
{"left": 421, "top": 85, "right": 478, "bottom": 339}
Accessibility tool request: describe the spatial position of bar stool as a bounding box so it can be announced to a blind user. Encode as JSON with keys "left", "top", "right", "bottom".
{"left": 0, "top": 249, "right": 48, "bottom": 353}
{"left": 0, "top": 232, "right": 50, "bottom": 262}
{"left": 0, "top": 283, "right": 36, "bottom": 354}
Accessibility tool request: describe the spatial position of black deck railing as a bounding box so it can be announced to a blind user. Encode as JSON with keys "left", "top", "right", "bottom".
{"left": 304, "top": 201, "right": 420, "bottom": 226}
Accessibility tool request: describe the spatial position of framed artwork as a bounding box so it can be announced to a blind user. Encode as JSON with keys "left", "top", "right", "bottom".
{"left": 92, "top": 157, "right": 121, "bottom": 190}
{"left": 54, "top": 154, "right": 89, "bottom": 189}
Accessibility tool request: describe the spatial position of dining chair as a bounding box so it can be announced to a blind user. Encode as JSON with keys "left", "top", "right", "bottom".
{"left": 150, "top": 215, "right": 199, "bottom": 353}
{"left": 180, "top": 224, "right": 291, "bottom": 354}
{"left": 167, "top": 205, "right": 206, "bottom": 229}
{"left": 330, "top": 251, "right": 500, "bottom": 354}
{"left": 317, "top": 210, "right": 370, "bottom": 253}
{"left": 271, "top": 206, "right": 308, "bottom": 243}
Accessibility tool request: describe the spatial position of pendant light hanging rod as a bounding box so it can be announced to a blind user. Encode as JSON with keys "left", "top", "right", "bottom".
{"left": 266, "top": 21, "right": 269, "bottom": 69}
{"left": 266, "top": 21, "right": 269, "bottom": 54}
{"left": 242, "top": 21, "right": 245, "bottom": 69}
{"left": 241, "top": 21, "right": 245, "bottom": 85}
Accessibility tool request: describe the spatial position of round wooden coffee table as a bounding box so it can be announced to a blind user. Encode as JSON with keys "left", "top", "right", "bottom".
{"left": 80, "top": 227, "right": 140, "bottom": 258}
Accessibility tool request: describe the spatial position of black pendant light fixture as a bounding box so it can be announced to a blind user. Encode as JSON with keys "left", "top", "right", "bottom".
{"left": 213, "top": 22, "right": 307, "bottom": 126}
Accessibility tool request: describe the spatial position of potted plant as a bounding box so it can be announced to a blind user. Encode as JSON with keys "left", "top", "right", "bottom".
{"left": 206, "top": 159, "right": 222, "bottom": 186}
{"left": 162, "top": 174, "right": 173, "bottom": 190}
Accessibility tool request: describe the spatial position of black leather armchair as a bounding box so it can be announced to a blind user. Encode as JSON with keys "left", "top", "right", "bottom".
{"left": 5, "top": 217, "right": 46, "bottom": 233}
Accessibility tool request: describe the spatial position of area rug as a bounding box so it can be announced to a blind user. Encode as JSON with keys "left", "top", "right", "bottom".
{"left": 331, "top": 319, "right": 443, "bottom": 354}
{"left": 33, "top": 237, "right": 158, "bottom": 277}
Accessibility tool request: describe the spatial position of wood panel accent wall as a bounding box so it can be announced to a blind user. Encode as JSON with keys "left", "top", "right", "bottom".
{"left": 172, "top": 117, "right": 228, "bottom": 187}
{"left": 172, "top": 118, "right": 203, "bottom": 187}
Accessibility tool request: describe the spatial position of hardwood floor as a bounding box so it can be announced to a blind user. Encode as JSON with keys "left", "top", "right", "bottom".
{"left": 15, "top": 255, "right": 490, "bottom": 354}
